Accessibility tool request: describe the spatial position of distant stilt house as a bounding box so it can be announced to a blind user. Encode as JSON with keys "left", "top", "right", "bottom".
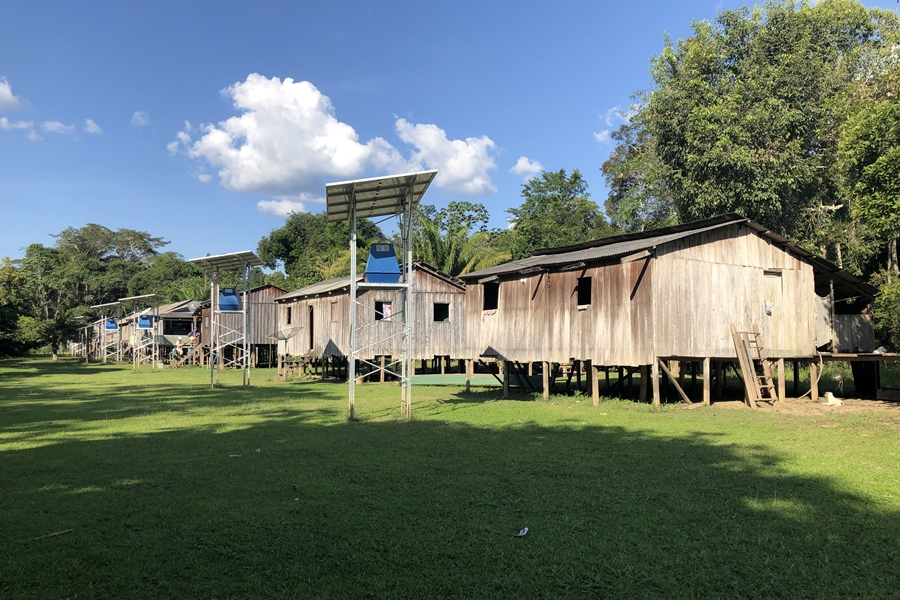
{"left": 196, "top": 284, "right": 286, "bottom": 367}
{"left": 274, "top": 262, "right": 466, "bottom": 375}
{"left": 459, "top": 214, "right": 878, "bottom": 405}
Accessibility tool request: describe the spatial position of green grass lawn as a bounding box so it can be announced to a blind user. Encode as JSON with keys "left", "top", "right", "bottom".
{"left": 2, "top": 357, "right": 900, "bottom": 599}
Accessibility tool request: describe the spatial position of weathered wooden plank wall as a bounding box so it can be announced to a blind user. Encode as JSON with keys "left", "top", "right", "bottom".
{"left": 278, "top": 268, "right": 466, "bottom": 360}
{"left": 652, "top": 223, "right": 816, "bottom": 358}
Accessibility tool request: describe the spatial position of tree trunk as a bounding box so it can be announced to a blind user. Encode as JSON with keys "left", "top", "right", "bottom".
{"left": 891, "top": 238, "right": 899, "bottom": 276}
{"left": 835, "top": 242, "right": 843, "bottom": 269}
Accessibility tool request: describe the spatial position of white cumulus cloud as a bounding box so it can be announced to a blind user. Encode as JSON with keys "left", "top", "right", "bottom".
{"left": 27, "top": 130, "right": 42, "bottom": 141}
{"left": 509, "top": 156, "right": 543, "bottom": 181}
{"left": 0, "top": 77, "right": 22, "bottom": 110}
{"left": 594, "top": 130, "right": 610, "bottom": 143}
{"left": 132, "top": 111, "right": 149, "bottom": 126}
{"left": 41, "top": 121, "right": 75, "bottom": 134}
{"left": 170, "top": 74, "right": 499, "bottom": 206}
{"left": 395, "top": 119, "right": 496, "bottom": 195}
{"left": 84, "top": 119, "right": 102, "bottom": 134}
{"left": 257, "top": 198, "right": 310, "bottom": 216}
{"left": 0, "top": 116, "right": 32, "bottom": 130}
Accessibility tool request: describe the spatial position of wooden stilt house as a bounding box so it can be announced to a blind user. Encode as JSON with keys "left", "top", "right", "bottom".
{"left": 459, "top": 214, "right": 877, "bottom": 405}
{"left": 274, "top": 262, "right": 466, "bottom": 370}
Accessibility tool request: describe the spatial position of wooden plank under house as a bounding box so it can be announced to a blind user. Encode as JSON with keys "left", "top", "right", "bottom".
{"left": 459, "top": 213, "right": 878, "bottom": 406}
{"left": 274, "top": 262, "right": 466, "bottom": 376}
{"left": 196, "top": 284, "right": 286, "bottom": 368}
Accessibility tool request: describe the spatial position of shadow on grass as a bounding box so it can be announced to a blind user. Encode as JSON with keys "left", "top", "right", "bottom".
{"left": 2, "top": 361, "right": 899, "bottom": 599}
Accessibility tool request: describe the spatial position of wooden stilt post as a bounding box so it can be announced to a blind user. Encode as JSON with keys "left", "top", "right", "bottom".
{"left": 587, "top": 360, "right": 598, "bottom": 406}
{"left": 543, "top": 361, "right": 550, "bottom": 400}
{"left": 503, "top": 360, "right": 510, "bottom": 398}
{"left": 465, "top": 358, "right": 472, "bottom": 392}
{"left": 651, "top": 359, "right": 660, "bottom": 408}
{"left": 777, "top": 358, "right": 786, "bottom": 402}
{"left": 380, "top": 355, "right": 385, "bottom": 383}
{"left": 809, "top": 361, "right": 818, "bottom": 401}
{"left": 703, "top": 357, "right": 711, "bottom": 406}
{"left": 575, "top": 360, "right": 582, "bottom": 391}
{"left": 640, "top": 365, "right": 649, "bottom": 402}
{"left": 528, "top": 362, "right": 533, "bottom": 376}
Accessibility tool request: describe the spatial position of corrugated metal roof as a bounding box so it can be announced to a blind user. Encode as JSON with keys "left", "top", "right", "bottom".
{"left": 277, "top": 276, "right": 363, "bottom": 302}
{"left": 460, "top": 213, "right": 876, "bottom": 301}
{"left": 276, "top": 262, "right": 464, "bottom": 302}
{"left": 461, "top": 218, "right": 743, "bottom": 280}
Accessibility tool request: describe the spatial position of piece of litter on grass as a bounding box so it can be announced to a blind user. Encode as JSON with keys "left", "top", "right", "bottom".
{"left": 32, "top": 529, "right": 72, "bottom": 540}
{"left": 514, "top": 527, "right": 528, "bottom": 538}
{"left": 229, "top": 454, "right": 241, "bottom": 457}
{"left": 294, "top": 498, "right": 299, "bottom": 501}
{"left": 255, "top": 448, "right": 260, "bottom": 453}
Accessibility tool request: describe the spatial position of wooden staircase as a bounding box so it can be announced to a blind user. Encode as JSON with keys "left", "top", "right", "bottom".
{"left": 729, "top": 324, "right": 779, "bottom": 408}
{"left": 170, "top": 345, "right": 198, "bottom": 368}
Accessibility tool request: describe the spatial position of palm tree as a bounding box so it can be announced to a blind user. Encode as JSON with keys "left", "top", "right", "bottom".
{"left": 412, "top": 215, "right": 510, "bottom": 277}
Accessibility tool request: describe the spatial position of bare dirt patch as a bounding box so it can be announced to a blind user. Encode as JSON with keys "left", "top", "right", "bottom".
{"left": 712, "top": 396, "right": 900, "bottom": 417}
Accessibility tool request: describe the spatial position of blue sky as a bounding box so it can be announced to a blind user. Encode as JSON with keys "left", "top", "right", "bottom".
{"left": 1, "top": 1, "right": 894, "bottom": 263}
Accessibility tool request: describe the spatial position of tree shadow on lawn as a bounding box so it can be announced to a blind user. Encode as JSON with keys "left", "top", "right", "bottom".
{"left": 1, "top": 369, "right": 346, "bottom": 431}
{"left": 2, "top": 396, "right": 899, "bottom": 599}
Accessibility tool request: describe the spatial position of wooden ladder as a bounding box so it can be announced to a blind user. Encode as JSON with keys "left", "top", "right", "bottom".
{"left": 170, "top": 346, "right": 197, "bottom": 368}
{"left": 729, "top": 324, "right": 779, "bottom": 408}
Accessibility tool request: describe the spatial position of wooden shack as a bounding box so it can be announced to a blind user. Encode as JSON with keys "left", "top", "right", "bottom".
{"left": 459, "top": 213, "right": 876, "bottom": 404}
{"left": 274, "top": 262, "right": 466, "bottom": 366}
{"left": 197, "top": 284, "right": 286, "bottom": 367}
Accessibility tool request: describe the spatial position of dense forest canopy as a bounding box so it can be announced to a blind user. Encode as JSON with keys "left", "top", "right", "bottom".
{"left": 2, "top": 0, "right": 899, "bottom": 353}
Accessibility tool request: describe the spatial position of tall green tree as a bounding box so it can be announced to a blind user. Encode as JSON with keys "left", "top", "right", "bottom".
{"left": 503, "top": 169, "right": 613, "bottom": 259}
{"left": 606, "top": 0, "right": 899, "bottom": 252}
{"left": 602, "top": 114, "right": 676, "bottom": 232}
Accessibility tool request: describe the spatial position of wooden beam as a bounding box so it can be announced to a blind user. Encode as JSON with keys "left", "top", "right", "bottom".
{"left": 809, "top": 361, "right": 818, "bottom": 401}
{"left": 651, "top": 360, "right": 660, "bottom": 408}
{"left": 658, "top": 359, "right": 693, "bottom": 405}
{"left": 777, "top": 358, "right": 785, "bottom": 402}
{"left": 587, "top": 360, "right": 599, "bottom": 406}
{"left": 620, "top": 248, "right": 653, "bottom": 263}
{"left": 542, "top": 361, "right": 550, "bottom": 400}
{"left": 503, "top": 361, "right": 510, "bottom": 398}
{"left": 640, "top": 365, "right": 649, "bottom": 402}
{"left": 703, "top": 357, "right": 711, "bottom": 406}
{"left": 465, "top": 358, "right": 472, "bottom": 392}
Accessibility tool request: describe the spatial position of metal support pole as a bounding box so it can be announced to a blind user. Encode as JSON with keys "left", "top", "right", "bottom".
{"left": 210, "top": 268, "right": 217, "bottom": 389}
{"left": 244, "top": 264, "right": 251, "bottom": 387}
{"left": 348, "top": 187, "right": 358, "bottom": 419}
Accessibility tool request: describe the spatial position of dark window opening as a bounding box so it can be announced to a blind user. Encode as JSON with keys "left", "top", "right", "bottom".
{"left": 483, "top": 283, "right": 499, "bottom": 311}
{"left": 577, "top": 277, "right": 592, "bottom": 306}
{"left": 286, "top": 306, "right": 292, "bottom": 325}
{"left": 163, "top": 320, "right": 192, "bottom": 336}
{"left": 375, "top": 301, "right": 392, "bottom": 321}
{"left": 434, "top": 303, "right": 450, "bottom": 322}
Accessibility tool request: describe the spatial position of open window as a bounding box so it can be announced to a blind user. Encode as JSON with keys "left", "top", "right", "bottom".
{"left": 286, "top": 306, "right": 292, "bottom": 325}
{"left": 483, "top": 282, "right": 499, "bottom": 311}
{"left": 577, "top": 276, "right": 592, "bottom": 307}
{"left": 375, "top": 301, "right": 392, "bottom": 321}
{"left": 434, "top": 302, "right": 450, "bottom": 322}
